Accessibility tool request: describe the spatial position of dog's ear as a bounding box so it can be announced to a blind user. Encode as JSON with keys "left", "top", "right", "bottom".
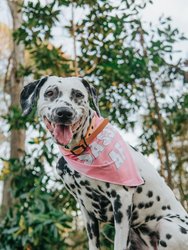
{"left": 20, "top": 76, "right": 48, "bottom": 116}
{"left": 81, "top": 78, "right": 101, "bottom": 116}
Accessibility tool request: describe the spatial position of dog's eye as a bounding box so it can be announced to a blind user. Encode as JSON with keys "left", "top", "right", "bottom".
{"left": 45, "top": 90, "right": 54, "bottom": 97}
{"left": 75, "top": 92, "right": 84, "bottom": 98}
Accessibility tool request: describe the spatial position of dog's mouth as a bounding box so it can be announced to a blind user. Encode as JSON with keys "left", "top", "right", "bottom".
{"left": 44, "top": 116, "right": 78, "bottom": 146}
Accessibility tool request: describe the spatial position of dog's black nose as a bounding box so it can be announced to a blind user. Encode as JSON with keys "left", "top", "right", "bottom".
{"left": 55, "top": 108, "right": 74, "bottom": 119}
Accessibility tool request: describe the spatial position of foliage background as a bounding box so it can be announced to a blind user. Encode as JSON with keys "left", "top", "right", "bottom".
{"left": 0, "top": 0, "right": 187, "bottom": 249}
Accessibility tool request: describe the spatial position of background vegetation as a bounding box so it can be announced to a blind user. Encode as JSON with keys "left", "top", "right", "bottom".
{"left": 0, "top": 0, "right": 187, "bottom": 249}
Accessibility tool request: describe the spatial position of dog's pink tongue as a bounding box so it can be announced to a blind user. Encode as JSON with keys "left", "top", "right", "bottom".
{"left": 54, "top": 125, "right": 73, "bottom": 145}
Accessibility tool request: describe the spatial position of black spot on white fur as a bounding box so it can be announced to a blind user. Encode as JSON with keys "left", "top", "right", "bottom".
{"left": 20, "top": 76, "right": 48, "bottom": 115}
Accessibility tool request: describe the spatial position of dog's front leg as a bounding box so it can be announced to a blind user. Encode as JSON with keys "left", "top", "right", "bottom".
{"left": 110, "top": 186, "right": 135, "bottom": 250}
{"left": 79, "top": 203, "right": 100, "bottom": 250}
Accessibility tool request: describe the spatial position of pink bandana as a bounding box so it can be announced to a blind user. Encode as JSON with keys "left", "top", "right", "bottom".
{"left": 59, "top": 116, "right": 144, "bottom": 186}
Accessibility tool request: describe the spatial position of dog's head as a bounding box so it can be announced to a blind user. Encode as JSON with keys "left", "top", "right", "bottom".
{"left": 20, "top": 76, "right": 100, "bottom": 147}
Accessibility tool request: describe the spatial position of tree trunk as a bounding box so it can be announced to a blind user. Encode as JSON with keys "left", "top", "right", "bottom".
{"left": 143, "top": 86, "right": 166, "bottom": 179}
{"left": 139, "top": 25, "right": 172, "bottom": 188}
{"left": 148, "top": 79, "right": 172, "bottom": 187}
{"left": 1, "top": 0, "right": 25, "bottom": 217}
{"left": 71, "top": 2, "right": 79, "bottom": 76}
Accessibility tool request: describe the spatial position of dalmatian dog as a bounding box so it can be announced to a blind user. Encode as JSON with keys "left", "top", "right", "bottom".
{"left": 20, "top": 76, "right": 188, "bottom": 250}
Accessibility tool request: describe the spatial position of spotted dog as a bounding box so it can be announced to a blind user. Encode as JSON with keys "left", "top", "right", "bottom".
{"left": 20, "top": 76, "right": 188, "bottom": 250}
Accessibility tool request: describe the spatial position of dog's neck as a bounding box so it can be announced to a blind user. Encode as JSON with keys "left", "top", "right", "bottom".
{"left": 67, "top": 108, "right": 95, "bottom": 149}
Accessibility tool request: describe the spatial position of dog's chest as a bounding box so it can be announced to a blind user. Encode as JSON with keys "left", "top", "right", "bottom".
{"left": 57, "top": 157, "right": 114, "bottom": 222}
